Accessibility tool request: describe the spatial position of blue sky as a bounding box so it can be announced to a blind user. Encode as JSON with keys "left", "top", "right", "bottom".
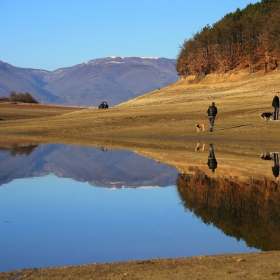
{"left": 1, "top": 0, "right": 259, "bottom": 71}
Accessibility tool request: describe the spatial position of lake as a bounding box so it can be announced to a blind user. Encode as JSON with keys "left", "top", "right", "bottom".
{"left": 2, "top": 142, "right": 275, "bottom": 272}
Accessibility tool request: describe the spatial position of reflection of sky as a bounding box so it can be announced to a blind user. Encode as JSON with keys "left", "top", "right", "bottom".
{"left": 0, "top": 175, "right": 259, "bottom": 272}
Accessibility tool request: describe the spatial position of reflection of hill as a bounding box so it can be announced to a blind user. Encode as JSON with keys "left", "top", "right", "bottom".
{"left": 42, "top": 146, "right": 178, "bottom": 188}
{"left": 176, "top": 171, "right": 280, "bottom": 251}
{"left": 0, "top": 144, "right": 59, "bottom": 186}
{"left": 0, "top": 143, "right": 178, "bottom": 188}
{"left": 0, "top": 144, "right": 38, "bottom": 157}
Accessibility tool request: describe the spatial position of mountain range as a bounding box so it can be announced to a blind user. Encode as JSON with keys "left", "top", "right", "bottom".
{"left": 0, "top": 56, "right": 178, "bottom": 106}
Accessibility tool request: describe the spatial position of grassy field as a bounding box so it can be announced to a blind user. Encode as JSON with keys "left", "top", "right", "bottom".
{"left": 0, "top": 69, "right": 279, "bottom": 145}
{"left": 0, "top": 102, "right": 85, "bottom": 120}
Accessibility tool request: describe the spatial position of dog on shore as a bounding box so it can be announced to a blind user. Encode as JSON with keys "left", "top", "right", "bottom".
{"left": 260, "top": 112, "right": 274, "bottom": 121}
{"left": 195, "top": 123, "right": 205, "bottom": 132}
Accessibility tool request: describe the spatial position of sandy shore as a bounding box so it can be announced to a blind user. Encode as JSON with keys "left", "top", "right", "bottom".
{"left": 1, "top": 252, "right": 280, "bottom": 279}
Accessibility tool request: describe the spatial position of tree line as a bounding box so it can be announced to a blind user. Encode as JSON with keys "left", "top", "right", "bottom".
{"left": 0, "top": 91, "right": 38, "bottom": 103}
{"left": 176, "top": 0, "right": 280, "bottom": 77}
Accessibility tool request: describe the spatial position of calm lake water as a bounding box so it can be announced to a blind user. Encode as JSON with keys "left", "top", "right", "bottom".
{"left": 0, "top": 143, "right": 263, "bottom": 272}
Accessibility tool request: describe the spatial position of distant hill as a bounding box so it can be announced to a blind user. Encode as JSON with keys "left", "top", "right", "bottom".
{"left": 0, "top": 61, "right": 58, "bottom": 103}
{"left": 0, "top": 57, "right": 178, "bottom": 106}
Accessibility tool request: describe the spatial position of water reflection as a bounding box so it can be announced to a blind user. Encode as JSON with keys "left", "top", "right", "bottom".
{"left": 0, "top": 142, "right": 261, "bottom": 272}
{"left": 260, "top": 152, "right": 273, "bottom": 161}
{"left": 272, "top": 153, "right": 279, "bottom": 182}
{"left": 207, "top": 144, "right": 218, "bottom": 173}
{"left": 195, "top": 143, "right": 218, "bottom": 173}
{"left": 0, "top": 143, "right": 177, "bottom": 188}
{"left": 0, "top": 144, "right": 38, "bottom": 157}
{"left": 195, "top": 142, "right": 205, "bottom": 152}
{"left": 260, "top": 151, "right": 280, "bottom": 183}
{"left": 177, "top": 170, "right": 280, "bottom": 251}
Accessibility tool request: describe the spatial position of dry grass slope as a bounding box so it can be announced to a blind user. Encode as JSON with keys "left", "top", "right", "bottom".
{"left": 1, "top": 69, "right": 279, "bottom": 144}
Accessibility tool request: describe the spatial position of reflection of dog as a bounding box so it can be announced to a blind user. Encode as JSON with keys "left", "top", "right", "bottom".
{"left": 195, "top": 142, "right": 205, "bottom": 152}
{"left": 260, "top": 112, "right": 274, "bottom": 121}
{"left": 260, "top": 152, "right": 273, "bottom": 160}
{"left": 195, "top": 123, "right": 205, "bottom": 132}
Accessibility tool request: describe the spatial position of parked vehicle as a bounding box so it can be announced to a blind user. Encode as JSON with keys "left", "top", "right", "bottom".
{"left": 98, "top": 101, "right": 109, "bottom": 109}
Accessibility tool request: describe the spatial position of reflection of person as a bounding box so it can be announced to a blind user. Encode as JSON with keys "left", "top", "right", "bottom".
{"left": 272, "top": 152, "right": 279, "bottom": 182}
{"left": 207, "top": 102, "right": 218, "bottom": 132}
{"left": 272, "top": 92, "right": 279, "bottom": 121}
{"left": 207, "top": 144, "right": 217, "bottom": 173}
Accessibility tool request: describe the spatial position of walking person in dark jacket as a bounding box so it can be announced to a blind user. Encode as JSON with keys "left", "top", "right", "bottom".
{"left": 207, "top": 102, "right": 218, "bottom": 132}
{"left": 272, "top": 92, "right": 279, "bottom": 121}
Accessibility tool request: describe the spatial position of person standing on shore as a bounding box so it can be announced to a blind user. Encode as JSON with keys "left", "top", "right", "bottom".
{"left": 272, "top": 92, "right": 279, "bottom": 121}
{"left": 207, "top": 102, "right": 218, "bottom": 132}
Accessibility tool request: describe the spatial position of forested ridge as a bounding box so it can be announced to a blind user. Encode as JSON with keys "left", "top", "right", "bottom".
{"left": 176, "top": 0, "right": 280, "bottom": 77}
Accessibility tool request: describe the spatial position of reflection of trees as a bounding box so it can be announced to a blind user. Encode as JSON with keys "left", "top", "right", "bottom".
{"left": 0, "top": 145, "right": 38, "bottom": 157}
{"left": 176, "top": 172, "right": 280, "bottom": 251}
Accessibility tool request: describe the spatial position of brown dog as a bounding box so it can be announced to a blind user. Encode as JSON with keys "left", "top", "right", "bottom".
{"left": 195, "top": 142, "right": 205, "bottom": 152}
{"left": 195, "top": 123, "right": 205, "bottom": 132}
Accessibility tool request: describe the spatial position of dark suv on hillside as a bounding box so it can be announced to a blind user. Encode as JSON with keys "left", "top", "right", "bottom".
{"left": 98, "top": 101, "right": 109, "bottom": 109}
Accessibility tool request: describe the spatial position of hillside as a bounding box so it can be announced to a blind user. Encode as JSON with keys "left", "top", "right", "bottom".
{"left": 0, "top": 57, "right": 178, "bottom": 106}
{"left": 117, "top": 68, "right": 280, "bottom": 110}
{"left": 0, "top": 68, "right": 280, "bottom": 146}
{"left": 176, "top": 0, "right": 280, "bottom": 78}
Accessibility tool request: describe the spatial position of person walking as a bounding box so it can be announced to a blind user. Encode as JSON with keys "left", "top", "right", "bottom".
{"left": 207, "top": 102, "right": 218, "bottom": 132}
{"left": 272, "top": 92, "right": 279, "bottom": 121}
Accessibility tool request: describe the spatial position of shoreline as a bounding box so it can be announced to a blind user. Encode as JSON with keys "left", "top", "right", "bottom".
{"left": 1, "top": 251, "right": 280, "bottom": 279}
